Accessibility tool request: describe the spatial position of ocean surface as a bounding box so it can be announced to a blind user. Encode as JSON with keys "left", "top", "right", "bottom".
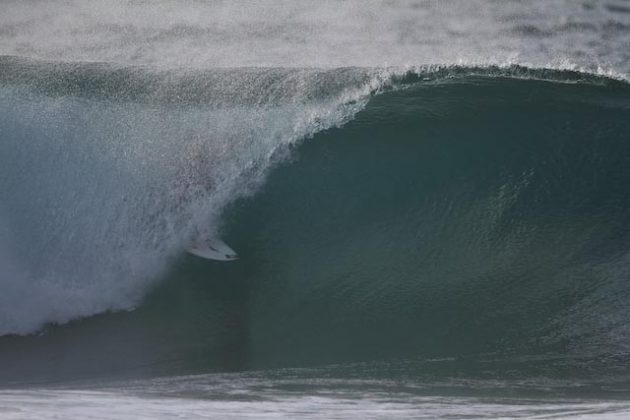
{"left": 1, "top": 1, "right": 630, "bottom": 418}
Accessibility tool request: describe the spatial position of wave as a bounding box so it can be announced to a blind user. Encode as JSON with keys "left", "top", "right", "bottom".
{"left": 1, "top": 57, "right": 630, "bottom": 382}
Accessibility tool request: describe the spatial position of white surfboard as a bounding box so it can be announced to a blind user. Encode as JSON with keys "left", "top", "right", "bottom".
{"left": 187, "top": 238, "right": 238, "bottom": 261}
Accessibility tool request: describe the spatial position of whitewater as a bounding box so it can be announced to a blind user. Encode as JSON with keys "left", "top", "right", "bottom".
{"left": 1, "top": 1, "right": 630, "bottom": 419}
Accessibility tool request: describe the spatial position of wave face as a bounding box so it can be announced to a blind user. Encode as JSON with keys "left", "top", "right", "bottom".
{"left": 233, "top": 74, "right": 630, "bottom": 371}
{"left": 1, "top": 62, "right": 629, "bottom": 386}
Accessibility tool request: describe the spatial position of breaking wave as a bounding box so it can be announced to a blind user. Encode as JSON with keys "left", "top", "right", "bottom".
{"left": 1, "top": 57, "right": 630, "bottom": 384}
